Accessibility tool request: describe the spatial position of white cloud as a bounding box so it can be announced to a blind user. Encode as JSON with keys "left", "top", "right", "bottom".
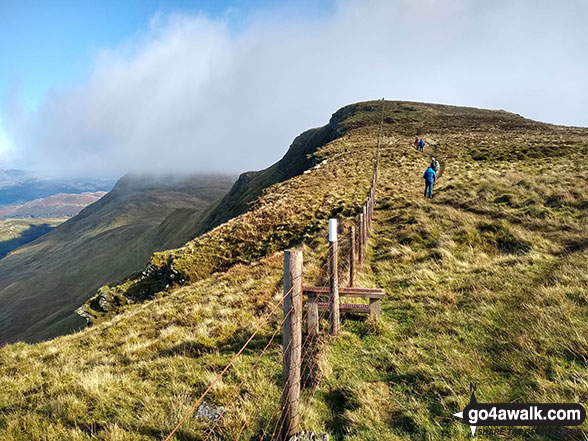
{"left": 3, "top": 0, "right": 588, "bottom": 177}
{"left": 0, "top": 121, "right": 14, "bottom": 166}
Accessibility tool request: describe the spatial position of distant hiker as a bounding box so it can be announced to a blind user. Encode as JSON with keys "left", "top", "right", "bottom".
{"left": 423, "top": 166, "right": 436, "bottom": 198}
{"left": 419, "top": 138, "right": 425, "bottom": 152}
{"left": 414, "top": 137, "right": 420, "bottom": 150}
{"left": 430, "top": 156, "right": 440, "bottom": 172}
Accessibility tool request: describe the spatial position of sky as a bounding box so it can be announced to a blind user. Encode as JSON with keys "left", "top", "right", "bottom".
{"left": 0, "top": 0, "right": 587, "bottom": 177}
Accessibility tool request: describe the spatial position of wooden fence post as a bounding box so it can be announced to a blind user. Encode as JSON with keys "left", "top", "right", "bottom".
{"left": 328, "top": 219, "right": 340, "bottom": 335}
{"left": 349, "top": 226, "right": 355, "bottom": 287}
{"left": 307, "top": 292, "right": 319, "bottom": 336}
{"left": 358, "top": 213, "right": 364, "bottom": 264}
{"left": 281, "top": 250, "right": 302, "bottom": 439}
{"left": 368, "top": 194, "right": 372, "bottom": 227}
{"left": 370, "top": 187, "right": 375, "bottom": 221}
{"left": 366, "top": 200, "right": 370, "bottom": 232}
{"left": 362, "top": 206, "right": 368, "bottom": 242}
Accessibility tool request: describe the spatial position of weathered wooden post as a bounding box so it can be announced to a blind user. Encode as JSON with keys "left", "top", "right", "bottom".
{"left": 362, "top": 205, "right": 368, "bottom": 242}
{"left": 366, "top": 200, "right": 370, "bottom": 232}
{"left": 328, "top": 219, "right": 340, "bottom": 335}
{"left": 358, "top": 213, "right": 364, "bottom": 264}
{"left": 369, "top": 297, "right": 382, "bottom": 319}
{"left": 370, "top": 186, "right": 375, "bottom": 221}
{"left": 282, "top": 250, "right": 302, "bottom": 439}
{"left": 349, "top": 226, "right": 355, "bottom": 287}
{"left": 368, "top": 193, "right": 372, "bottom": 227}
{"left": 307, "top": 292, "right": 319, "bottom": 337}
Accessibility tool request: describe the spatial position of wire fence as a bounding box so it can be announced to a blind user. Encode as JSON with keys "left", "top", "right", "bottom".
{"left": 162, "top": 100, "right": 385, "bottom": 441}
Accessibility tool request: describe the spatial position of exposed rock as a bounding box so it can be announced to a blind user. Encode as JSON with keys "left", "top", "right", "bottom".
{"left": 141, "top": 262, "right": 186, "bottom": 289}
{"left": 98, "top": 295, "right": 110, "bottom": 312}
{"left": 75, "top": 306, "right": 93, "bottom": 325}
{"left": 195, "top": 402, "right": 225, "bottom": 423}
{"left": 288, "top": 431, "right": 329, "bottom": 441}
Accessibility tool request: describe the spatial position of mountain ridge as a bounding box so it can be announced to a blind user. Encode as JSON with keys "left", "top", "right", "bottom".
{"left": 1, "top": 100, "right": 587, "bottom": 440}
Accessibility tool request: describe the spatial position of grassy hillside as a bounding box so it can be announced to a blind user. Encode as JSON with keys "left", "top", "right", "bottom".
{"left": 78, "top": 112, "right": 363, "bottom": 323}
{"left": 0, "top": 174, "right": 234, "bottom": 344}
{"left": 0, "top": 218, "right": 65, "bottom": 259}
{"left": 0, "top": 101, "right": 587, "bottom": 440}
{"left": 304, "top": 123, "right": 588, "bottom": 440}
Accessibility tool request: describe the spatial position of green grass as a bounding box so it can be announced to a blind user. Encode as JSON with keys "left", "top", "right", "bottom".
{"left": 0, "top": 218, "right": 64, "bottom": 259}
{"left": 1, "top": 100, "right": 587, "bottom": 440}
{"left": 300, "top": 124, "right": 588, "bottom": 440}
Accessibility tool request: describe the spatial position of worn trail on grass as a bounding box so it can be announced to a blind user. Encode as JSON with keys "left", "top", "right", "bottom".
{"left": 307, "top": 135, "right": 588, "bottom": 440}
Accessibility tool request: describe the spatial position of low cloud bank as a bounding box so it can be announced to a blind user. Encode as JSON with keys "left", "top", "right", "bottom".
{"left": 4, "top": 0, "right": 588, "bottom": 177}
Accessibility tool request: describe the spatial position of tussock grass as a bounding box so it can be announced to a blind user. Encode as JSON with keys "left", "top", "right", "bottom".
{"left": 302, "top": 111, "right": 588, "bottom": 440}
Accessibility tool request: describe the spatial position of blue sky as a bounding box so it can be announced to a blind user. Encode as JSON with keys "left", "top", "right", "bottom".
{"left": 1, "top": 0, "right": 587, "bottom": 176}
{"left": 0, "top": 0, "right": 332, "bottom": 109}
{"left": 0, "top": 0, "right": 333, "bottom": 160}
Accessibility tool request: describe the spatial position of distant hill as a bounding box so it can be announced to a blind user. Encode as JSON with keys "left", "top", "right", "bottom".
{"left": 0, "top": 173, "right": 234, "bottom": 344}
{"left": 0, "top": 191, "right": 107, "bottom": 219}
{"left": 0, "top": 169, "right": 114, "bottom": 206}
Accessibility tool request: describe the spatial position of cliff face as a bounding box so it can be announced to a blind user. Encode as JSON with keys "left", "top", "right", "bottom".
{"left": 197, "top": 115, "right": 343, "bottom": 234}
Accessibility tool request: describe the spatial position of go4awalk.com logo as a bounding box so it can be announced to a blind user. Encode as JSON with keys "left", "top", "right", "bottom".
{"left": 452, "top": 384, "right": 586, "bottom": 437}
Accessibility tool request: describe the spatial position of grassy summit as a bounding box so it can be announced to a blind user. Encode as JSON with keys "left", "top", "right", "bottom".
{"left": 0, "top": 101, "right": 587, "bottom": 440}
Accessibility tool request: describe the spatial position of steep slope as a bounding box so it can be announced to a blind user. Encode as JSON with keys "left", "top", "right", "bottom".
{"left": 0, "top": 101, "right": 587, "bottom": 440}
{"left": 198, "top": 121, "right": 341, "bottom": 232}
{"left": 0, "top": 174, "right": 234, "bottom": 344}
{"left": 116, "top": 120, "right": 341, "bottom": 258}
{"left": 76, "top": 108, "right": 351, "bottom": 322}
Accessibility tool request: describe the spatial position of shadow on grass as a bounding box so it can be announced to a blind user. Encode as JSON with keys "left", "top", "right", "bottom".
{"left": 323, "top": 388, "right": 359, "bottom": 440}
{"left": 156, "top": 331, "right": 278, "bottom": 363}
{"left": 0, "top": 223, "right": 54, "bottom": 259}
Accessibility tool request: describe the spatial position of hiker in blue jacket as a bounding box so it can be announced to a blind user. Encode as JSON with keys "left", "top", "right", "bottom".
{"left": 419, "top": 138, "right": 425, "bottom": 152}
{"left": 423, "top": 166, "right": 436, "bottom": 198}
